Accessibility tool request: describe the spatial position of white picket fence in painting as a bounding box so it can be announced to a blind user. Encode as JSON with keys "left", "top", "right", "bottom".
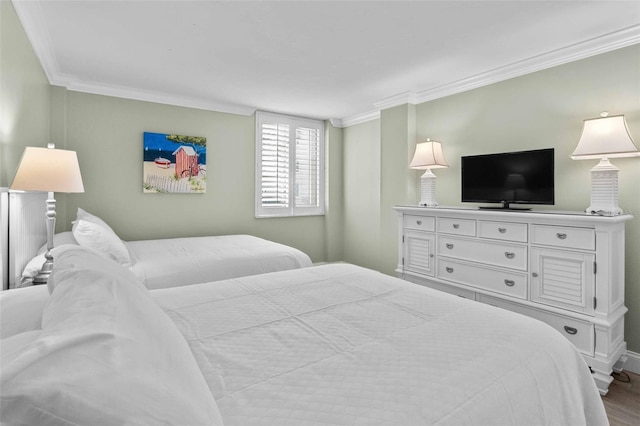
{"left": 145, "top": 174, "right": 191, "bottom": 193}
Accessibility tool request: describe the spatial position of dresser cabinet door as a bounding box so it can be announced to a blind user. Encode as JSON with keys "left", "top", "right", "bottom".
{"left": 403, "top": 230, "right": 436, "bottom": 277}
{"left": 530, "top": 247, "right": 595, "bottom": 315}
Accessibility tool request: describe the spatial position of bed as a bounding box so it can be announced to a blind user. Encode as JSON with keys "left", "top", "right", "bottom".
{"left": 1, "top": 245, "right": 608, "bottom": 425}
{"left": 4, "top": 191, "right": 311, "bottom": 290}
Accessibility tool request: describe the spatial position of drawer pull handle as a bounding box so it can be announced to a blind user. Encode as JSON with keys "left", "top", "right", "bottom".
{"left": 498, "top": 227, "right": 507, "bottom": 233}
{"left": 504, "top": 279, "right": 515, "bottom": 287}
{"left": 416, "top": 220, "right": 422, "bottom": 225}
{"left": 505, "top": 252, "right": 515, "bottom": 259}
{"left": 563, "top": 326, "right": 578, "bottom": 335}
{"left": 445, "top": 267, "right": 454, "bottom": 273}
{"left": 453, "top": 224, "right": 460, "bottom": 229}
{"left": 446, "top": 243, "right": 454, "bottom": 249}
{"left": 532, "top": 272, "right": 538, "bottom": 278}
{"left": 556, "top": 233, "right": 567, "bottom": 240}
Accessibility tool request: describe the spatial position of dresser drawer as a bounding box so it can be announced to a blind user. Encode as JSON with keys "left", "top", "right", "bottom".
{"left": 478, "top": 295, "right": 594, "bottom": 357}
{"left": 438, "top": 236, "right": 527, "bottom": 271}
{"left": 478, "top": 220, "right": 528, "bottom": 243}
{"left": 531, "top": 225, "right": 595, "bottom": 250}
{"left": 437, "top": 217, "right": 476, "bottom": 236}
{"left": 438, "top": 259, "right": 527, "bottom": 299}
{"left": 403, "top": 215, "right": 435, "bottom": 232}
{"left": 405, "top": 275, "right": 477, "bottom": 300}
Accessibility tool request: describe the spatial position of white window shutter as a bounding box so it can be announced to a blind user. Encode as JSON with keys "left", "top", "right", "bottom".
{"left": 256, "top": 112, "right": 324, "bottom": 218}
{"left": 260, "top": 122, "right": 290, "bottom": 209}
{"left": 294, "top": 126, "right": 320, "bottom": 209}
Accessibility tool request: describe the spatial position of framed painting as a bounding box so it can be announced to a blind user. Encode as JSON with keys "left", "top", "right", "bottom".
{"left": 143, "top": 132, "right": 207, "bottom": 193}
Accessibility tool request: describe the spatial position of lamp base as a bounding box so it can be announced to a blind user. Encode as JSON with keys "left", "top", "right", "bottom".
{"left": 33, "top": 252, "right": 53, "bottom": 285}
{"left": 418, "top": 169, "right": 438, "bottom": 207}
{"left": 32, "top": 272, "right": 51, "bottom": 285}
{"left": 586, "top": 158, "right": 623, "bottom": 216}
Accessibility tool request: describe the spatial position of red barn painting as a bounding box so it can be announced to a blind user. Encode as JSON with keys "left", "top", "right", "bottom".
{"left": 173, "top": 146, "right": 199, "bottom": 178}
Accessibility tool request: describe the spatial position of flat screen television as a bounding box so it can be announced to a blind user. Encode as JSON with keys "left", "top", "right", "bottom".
{"left": 461, "top": 148, "right": 554, "bottom": 210}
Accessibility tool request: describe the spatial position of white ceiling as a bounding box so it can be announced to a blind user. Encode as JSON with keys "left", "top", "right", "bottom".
{"left": 12, "top": 0, "right": 640, "bottom": 127}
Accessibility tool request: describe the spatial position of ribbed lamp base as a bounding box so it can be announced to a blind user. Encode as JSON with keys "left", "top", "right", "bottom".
{"left": 586, "top": 158, "right": 623, "bottom": 216}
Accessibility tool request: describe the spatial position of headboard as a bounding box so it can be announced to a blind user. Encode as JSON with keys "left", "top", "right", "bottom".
{"left": 0, "top": 189, "right": 47, "bottom": 290}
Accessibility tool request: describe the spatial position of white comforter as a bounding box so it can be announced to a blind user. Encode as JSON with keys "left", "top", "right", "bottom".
{"left": 127, "top": 234, "right": 312, "bottom": 289}
{"left": 152, "top": 263, "right": 608, "bottom": 425}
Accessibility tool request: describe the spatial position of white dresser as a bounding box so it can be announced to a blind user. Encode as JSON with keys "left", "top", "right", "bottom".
{"left": 394, "top": 205, "right": 632, "bottom": 395}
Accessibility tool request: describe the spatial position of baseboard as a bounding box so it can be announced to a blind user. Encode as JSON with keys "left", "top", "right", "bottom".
{"left": 624, "top": 350, "right": 640, "bottom": 375}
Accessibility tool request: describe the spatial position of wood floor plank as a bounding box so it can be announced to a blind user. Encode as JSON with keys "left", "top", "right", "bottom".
{"left": 602, "top": 371, "right": 640, "bottom": 426}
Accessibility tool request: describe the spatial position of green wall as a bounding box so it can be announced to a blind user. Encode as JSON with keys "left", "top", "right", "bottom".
{"left": 342, "top": 45, "right": 640, "bottom": 353}
{"left": 0, "top": 1, "right": 51, "bottom": 186}
{"left": 342, "top": 118, "right": 381, "bottom": 269}
{"left": 55, "top": 91, "right": 336, "bottom": 262}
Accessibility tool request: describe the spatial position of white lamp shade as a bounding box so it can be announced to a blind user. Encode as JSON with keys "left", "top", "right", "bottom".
{"left": 410, "top": 140, "right": 449, "bottom": 169}
{"left": 571, "top": 115, "right": 640, "bottom": 160}
{"left": 10, "top": 147, "right": 85, "bottom": 193}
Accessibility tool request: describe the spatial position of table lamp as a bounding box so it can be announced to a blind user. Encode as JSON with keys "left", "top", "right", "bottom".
{"left": 10, "top": 144, "right": 84, "bottom": 284}
{"left": 571, "top": 112, "right": 639, "bottom": 215}
{"left": 410, "top": 139, "right": 449, "bottom": 207}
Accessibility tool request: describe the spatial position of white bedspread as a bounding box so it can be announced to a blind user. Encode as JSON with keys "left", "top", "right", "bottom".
{"left": 128, "top": 234, "right": 312, "bottom": 289}
{"left": 152, "top": 263, "right": 607, "bottom": 425}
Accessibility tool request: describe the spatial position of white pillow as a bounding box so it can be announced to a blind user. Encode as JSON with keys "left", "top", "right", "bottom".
{"left": 20, "top": 232, "right": 78, "bottom": 286}
{"left": 75, "top": 207, "right": 115, "bottom": 233}
{"left": 46, "top": 245, "right": 143, "bottom": 294}
{"left": 1, "top": 246, "right": 223, "bottom": 425}
{"left": 72, "top": 219, "right": 132, "bottom": 267}
{"left": 36, "top": 231, "right": 78, "bottom": 255}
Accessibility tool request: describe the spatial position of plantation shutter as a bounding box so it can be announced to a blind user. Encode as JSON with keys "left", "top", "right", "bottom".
{"left": 256, "top": 112, "right": 324, "bottom": 217}
{"left": 260, "top": 122, "right": 290, "bottom": 209}
{"left": 295, "top": 126, "right": 320, "bottom": 209}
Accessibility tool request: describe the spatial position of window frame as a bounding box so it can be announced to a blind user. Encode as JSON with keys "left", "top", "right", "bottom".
{"left": 255, "top": 111, "right": 325, "bottom": 218}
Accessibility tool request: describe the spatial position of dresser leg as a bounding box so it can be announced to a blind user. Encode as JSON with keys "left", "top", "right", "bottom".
{"left": 592, "top": 369, "right": 614, "bottom": 396}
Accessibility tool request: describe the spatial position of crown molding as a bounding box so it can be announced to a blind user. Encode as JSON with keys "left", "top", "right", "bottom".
{"left": 12, "top": 0, "right": 256, "bottom": 117}
{"left": 373, "top": 25, "right": 640, "bottom": 112}
{"left": 60, "top": 79, "right": 256, "bottom": 116}
{"left": 373, "top": 91, "right": 419, "bottom": 111}
{"left": 414, "top": 24, "right": 640, "bottom": 105}
{"left": 328, "top": 118, "right": 343, "bottom": 128}
{"left": 339, "top": 110, "right": 381, "bottom": 128}
{"left": 12, "top": 0, "right": 60, "bottom": 83}
{"left": 339, "top": 26, "right": 639, "bottom": 127}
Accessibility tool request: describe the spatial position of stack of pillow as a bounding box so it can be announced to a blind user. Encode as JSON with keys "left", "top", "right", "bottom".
{"left": 1, "top": 245, "right": 223, "bottom": 425}
{"left": 71, "top": 208, "right": 132, "bottom": 267}
{"left": 21, "top": 208, "right": 132, "bottom": 286}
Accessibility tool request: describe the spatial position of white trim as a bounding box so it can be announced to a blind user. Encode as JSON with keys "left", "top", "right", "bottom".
{"left": 0, "top": 188, "right": 9, "bottom": 291}
{"left": 60, "top": 82, "right": 256, "bottom": 117}
{"left": 373, "top": 91, "right": 419, "bottom": 111}
{"left": 624, "top": 350, "right": 640, "bottom": 375}
{"left": 12, "top": 0, "right": 60, "bottom": 84}
{"left": 339, "top": 110, "right": 381, "bottom": 128}
{"left": 342, "top": 24, "right": 640, "bottom": 125}
{"left": 414, "top": 25, "right": 640, "bottom": 106}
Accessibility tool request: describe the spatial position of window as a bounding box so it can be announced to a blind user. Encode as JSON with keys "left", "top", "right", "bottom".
{"left": 256, "top": 111, "right": 325, "bottom": 217}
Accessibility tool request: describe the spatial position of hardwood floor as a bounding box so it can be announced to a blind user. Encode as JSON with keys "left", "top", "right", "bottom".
{"left": 602, "top": 371, "right": 640, "bottom": 426}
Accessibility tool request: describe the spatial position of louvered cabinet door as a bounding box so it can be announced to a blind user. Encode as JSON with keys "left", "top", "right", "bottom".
{"left": 403, "top": 230, "right": 436, "bottom": 277}
{"left": 530, "top": 247, "right": 595, "bottom": 315}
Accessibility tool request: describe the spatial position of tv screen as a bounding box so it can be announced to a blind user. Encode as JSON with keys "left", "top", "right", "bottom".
{"left": 461, "top": 148, "right": 554, "bottom": 209}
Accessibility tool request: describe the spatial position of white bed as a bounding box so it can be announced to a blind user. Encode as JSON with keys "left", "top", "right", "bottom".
{"left": 127, "top": 234, "right": 312, "bottom": 289}
{"left": 4, "top": 192, "right": 311, "bottom": 290}
{"left": 1, "top": 245, "right": 608, "bottom": 425}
